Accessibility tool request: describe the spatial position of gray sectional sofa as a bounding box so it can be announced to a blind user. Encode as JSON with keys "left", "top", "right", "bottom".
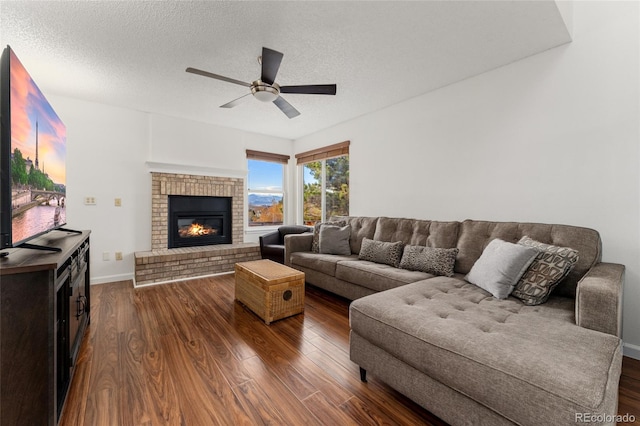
{"left": 285, "top": 216, "right": 624, "bottom": 426}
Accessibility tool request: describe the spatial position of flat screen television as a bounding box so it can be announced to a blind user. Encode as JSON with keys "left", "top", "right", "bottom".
{"left": 0, "top": 45, "right": 67, "bottom": 250}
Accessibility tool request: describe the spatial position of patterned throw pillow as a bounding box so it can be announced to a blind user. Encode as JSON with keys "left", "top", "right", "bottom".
{"left": 358, "top": 238, "right": 404, "bottom": 268}
{"left": 311, "top": 220, "right": 347, "bottom": 253}
{"left": 399, "top": 246, "right": 459, "bottom": 277}
{"left": 512, "top": 236, "right": 579, "bottom": 306}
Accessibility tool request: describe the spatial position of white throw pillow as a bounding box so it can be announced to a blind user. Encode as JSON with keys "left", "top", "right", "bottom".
{"left": 466, "top": 238, "right": 539, "bottom": 299}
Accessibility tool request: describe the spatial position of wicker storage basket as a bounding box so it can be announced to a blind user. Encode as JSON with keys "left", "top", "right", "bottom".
{"left": 235, "top": 260, "right": 305, "bottom": 324}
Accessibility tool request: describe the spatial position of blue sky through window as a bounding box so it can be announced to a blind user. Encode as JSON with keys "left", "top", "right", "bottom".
{"left": 303, "top": 164, "right": 319, "bottom": 185}
{"left": 248, "top": 159, "right": 283, "bottom": 192}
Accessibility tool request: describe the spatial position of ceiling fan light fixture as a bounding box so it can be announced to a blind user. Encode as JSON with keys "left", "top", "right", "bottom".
{"left": 251, "top": 81, "right": 280, "bottom": 102}
{"left": 187, "top": 47, "right": 337, "bottom": 118}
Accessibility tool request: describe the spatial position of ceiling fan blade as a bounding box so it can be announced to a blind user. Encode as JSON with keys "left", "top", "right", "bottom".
{"left": 261, "top": 47, "right": 284, "bottom": 85}
{"left": 273, "top": 96, "right": 300, "bottom": 119}
{"left": 220, "top": 93, "right": 252, "bottom": 108}
{"left": 186, "top": 67, "right": 251, "bottom": 87}
{"left": 280, "top": 84, "right": 337, "bottom": 95}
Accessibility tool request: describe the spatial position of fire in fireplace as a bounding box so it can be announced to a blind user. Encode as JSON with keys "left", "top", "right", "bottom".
{"left": 168, "top": 195, "right": 232, "bottom": 248}
{"left": 178, "top": 218, "right": 220, "bottom": 238}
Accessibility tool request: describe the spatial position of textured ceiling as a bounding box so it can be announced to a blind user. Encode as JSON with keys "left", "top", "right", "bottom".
{"left": 0, "top": 1, "right": 571, "bottom": 140}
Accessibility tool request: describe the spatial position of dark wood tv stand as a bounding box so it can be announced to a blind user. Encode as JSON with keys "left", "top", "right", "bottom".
{"left": 0, "top": 230, "right": 91, "bottom": 425}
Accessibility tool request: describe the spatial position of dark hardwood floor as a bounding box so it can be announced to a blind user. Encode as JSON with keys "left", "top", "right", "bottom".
{"left": 621, "top": 357, "right": 640, "bottom": 425}
{"left": 60, "top": 275, "right": 640, "bottom": 425}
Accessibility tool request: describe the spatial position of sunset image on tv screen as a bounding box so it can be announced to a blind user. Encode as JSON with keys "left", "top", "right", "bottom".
{"left": 9, "top": 49, "right": 66, "bottom": 244}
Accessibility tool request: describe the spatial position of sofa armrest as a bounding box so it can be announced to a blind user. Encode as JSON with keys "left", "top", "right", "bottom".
{"left": 284, "top": 233, "right": 314, "bottom": 266}
{"left": 575, "top": 262, "right": 624, "bottom": 337}
{"left": 259, "top": 230, "right": 280, "bottom": 248}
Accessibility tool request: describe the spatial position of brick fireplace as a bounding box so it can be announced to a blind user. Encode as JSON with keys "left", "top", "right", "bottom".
{"left": 134, "top": 171, "right": 260, "bottom": 286}
{"left": 150, "top": 172, "right": 244, "bottom": 250}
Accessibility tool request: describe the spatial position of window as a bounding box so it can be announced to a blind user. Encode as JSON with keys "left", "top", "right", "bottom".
{"left": 246, "top": 150, "right": 289, "bottom": 227}
{"left": 297, "top": 142, "right": 349, "bottom": 225}
{"left": 302, "top": 162, "right": 322, "bottom": 224}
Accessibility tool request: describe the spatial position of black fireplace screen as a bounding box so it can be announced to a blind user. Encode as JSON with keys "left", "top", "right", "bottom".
{"left": 168, "top": 195, "right": 231, "bottom": 248}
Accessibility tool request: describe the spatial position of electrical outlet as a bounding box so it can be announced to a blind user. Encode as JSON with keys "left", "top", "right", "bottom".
{"left": 84, "top": 197, "right": 96, "bottom": 205}
{"left": 115, "top": 252, "right": 123, "bottom": 261}
{"left": 114, "top": 198, "right": 122, "bottom": 207}
{"left": 102, "top": 252, "right": 110, "bottom": 261}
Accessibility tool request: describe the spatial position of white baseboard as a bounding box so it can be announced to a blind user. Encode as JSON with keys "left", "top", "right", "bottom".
{"left": 133, "top": 271, "right": 234, "bottom": 288}
{"left": 623, "top": 342, "right": 640, "bottom": 360}
{"left": 91, "top": 273, "right": 135, "bottom": 285}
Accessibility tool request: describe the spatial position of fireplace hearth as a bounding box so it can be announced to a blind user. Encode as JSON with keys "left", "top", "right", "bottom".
{"left": 168, "top": 195, "right": 231, "bottom": 248}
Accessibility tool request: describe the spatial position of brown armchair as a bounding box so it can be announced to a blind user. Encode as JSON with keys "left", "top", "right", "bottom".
{"left": 259, "top": 225, "right": 312, "bottom": 264}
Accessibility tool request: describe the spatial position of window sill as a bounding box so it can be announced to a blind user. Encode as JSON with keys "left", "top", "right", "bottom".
{"left": 246, "top": 226, "right": 280, "bottom": 234}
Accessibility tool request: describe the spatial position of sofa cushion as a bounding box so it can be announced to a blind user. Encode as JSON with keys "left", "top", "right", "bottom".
{"left": 358, "top": 238, "right": 404, "bottom": 267}
{"left": 456, "top": 220, "right": 601, "bottom": 297}
{"left": 350, "top": 279, "right": 622, "bottom": 419}
{"left": 512, "top": 236, "right": 580, "bottom": 306}
{"left": 290, "top": 252, "right": 358, "bottom": 277}
{"left": 466, "top": 239, "right": 540, "bottom": 299}
{"left": 374, "top": 217, "right": 459, "bottom": 247}
{"left": 319, "top": 225, "right": 351, "bottom": 255}
{"left": 311, "top": 220, "right": 347, "bottom": 253}
{"left": 336, "top": 260, "right": 432, "bottom": 292}
{"left": 332, "top": 216, "right": 378, "bottom": 254}
{"left": 400, "top": 246, "right": 458, "bottom": 277}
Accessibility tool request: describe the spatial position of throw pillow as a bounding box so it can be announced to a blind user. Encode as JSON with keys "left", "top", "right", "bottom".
{"left": 512, "top": 236, "right": 579, "bottom": 305}
{"left": 399, "top": 246, "right": 459, "bottom": 277}
{"left": 465, "top": 239, "right": 540, "bottom": 299}
{"left": 319, "top": 225, "right": 352, "bottom": 255}
{"left": 311, "top": 220, "right": 347, "bottom": 253}
{"left": 358, "top": 238, "right": 404, "bottom": 268}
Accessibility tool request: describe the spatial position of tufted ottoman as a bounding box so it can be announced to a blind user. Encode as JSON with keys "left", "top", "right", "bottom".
{"left": 349, "top": 277, "right": 622, "bottom": 426}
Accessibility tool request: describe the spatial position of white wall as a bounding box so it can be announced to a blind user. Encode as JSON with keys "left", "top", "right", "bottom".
{"left": 295, "top": 2, "right": 640, "bottom": 356}
{"left": 50, "top": 96, "right": 151, "bottom": 284}
{"left": 49, "top": 97, "right": 293, "bottom": 283}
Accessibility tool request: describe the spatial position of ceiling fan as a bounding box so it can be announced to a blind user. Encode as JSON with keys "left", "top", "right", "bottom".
{"left": 186, "top": 47, "right": 337, "bottom": 119}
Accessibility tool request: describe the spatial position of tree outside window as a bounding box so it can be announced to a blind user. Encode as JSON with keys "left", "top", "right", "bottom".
{"left": 302, "top": 155, "right": 349, "bottom": 225}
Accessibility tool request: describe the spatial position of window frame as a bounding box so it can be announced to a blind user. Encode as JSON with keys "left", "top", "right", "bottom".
{"left": 296, "top": 141, "right": 350, "bottom": 225}
{"left": 246, "top": 150, "right": 289, "bottom": 228}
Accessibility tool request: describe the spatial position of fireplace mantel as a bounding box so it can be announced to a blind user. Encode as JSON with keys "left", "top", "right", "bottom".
{"left": 146, "top": 161, "right": 246, "bottom": 179}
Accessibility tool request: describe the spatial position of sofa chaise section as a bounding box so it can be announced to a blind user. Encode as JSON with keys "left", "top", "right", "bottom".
{"left": 349, "top": 278, "right": 622, "bottom": 426}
